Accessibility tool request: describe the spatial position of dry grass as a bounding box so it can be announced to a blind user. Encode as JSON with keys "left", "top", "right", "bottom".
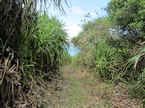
{"left": 32, "top": 65, "right": 143, "bottom": 108}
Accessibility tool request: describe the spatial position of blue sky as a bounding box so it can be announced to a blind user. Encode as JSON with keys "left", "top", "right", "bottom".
{"left": 46, "top": 0, "right": 111, "bottom": 56}
{"left": 48, "top": 0, "right": 111, "bottom": 40}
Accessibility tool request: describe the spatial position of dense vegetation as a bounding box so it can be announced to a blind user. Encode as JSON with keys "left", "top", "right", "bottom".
{"left": 71, "top": 0, "right": 145, "bottom": 105}
{"left": 0, "top": 0, "right": 69, "bottom": 107}
{"left": 0, "top": 0, "right": 144, "bottom": 107}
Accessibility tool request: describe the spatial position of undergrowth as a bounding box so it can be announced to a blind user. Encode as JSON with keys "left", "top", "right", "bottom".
{"left": 0, "top": 0, "right": 70, "bottom": 107}
{"left": 71, "top": 12, "right": 145, "bottom": 105}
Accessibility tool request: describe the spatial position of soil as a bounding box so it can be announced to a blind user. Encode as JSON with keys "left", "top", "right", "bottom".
{"left": 34, "top": 65, "right": 143, "bottom": 108}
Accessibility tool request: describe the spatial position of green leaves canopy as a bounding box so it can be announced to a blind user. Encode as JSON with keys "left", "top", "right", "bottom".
{"left": 107, "top": 0, "right": 145, "bottom": 42}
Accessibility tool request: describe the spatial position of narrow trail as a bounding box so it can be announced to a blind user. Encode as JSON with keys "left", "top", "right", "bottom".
{"left": 41, "top": 65, "right": 142, "bottom": 108}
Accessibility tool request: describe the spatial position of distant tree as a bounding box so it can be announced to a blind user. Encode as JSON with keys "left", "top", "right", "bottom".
{"left": 107, "top": 0, "right": 145, "bottom": 42}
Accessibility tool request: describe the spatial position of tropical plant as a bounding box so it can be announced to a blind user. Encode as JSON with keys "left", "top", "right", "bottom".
{"left": 0, "top": 0, "right": 69, "bottom": 107}
{"left": 0, "top": 49, "right": 37, "bottom": 107}
{"left": 35, "top": 12, "right": 68, "bottom": 76}
{"left": 0, "top": 0, "right": 69, "bottom": 51}
{"left": 107, "top": 0, "right": 145, "bottom": 102}
{"left": 124, "top": 42, "right": 145, "bottom": 102}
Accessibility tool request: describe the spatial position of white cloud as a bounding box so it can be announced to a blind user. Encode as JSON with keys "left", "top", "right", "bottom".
{"left": 90, "top": 12, "right": 96, "bottom": 17}
{"left": 72, "top": 6, "right": 84, "bottom": 15}
{"left": 65, "top": 25, "right": 82, "bottom": 39}
{"left": 72, "top": 6, "right": 97, "bottom": 18}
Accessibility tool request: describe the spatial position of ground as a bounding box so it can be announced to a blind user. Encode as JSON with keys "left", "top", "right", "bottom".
{"left": 34, "top": 65, "right": 143, "bottom": 108}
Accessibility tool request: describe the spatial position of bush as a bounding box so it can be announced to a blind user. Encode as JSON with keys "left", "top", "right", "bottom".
{"left": 107, "top": 0, "right": 145, "bottom": 42}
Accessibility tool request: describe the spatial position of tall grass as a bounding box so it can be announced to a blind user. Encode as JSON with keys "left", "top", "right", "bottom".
{"left": 95, "top": 39, "right": 117, "bottom": 80}
{"left": 35, "top": 12, "right": 68, "bottom": 76}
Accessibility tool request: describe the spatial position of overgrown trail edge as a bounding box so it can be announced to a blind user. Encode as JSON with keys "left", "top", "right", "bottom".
{"left": 41, "top": 65, "right": 142, "bottom": 108}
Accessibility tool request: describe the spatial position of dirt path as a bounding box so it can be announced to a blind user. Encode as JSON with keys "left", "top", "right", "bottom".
{"left": 40, "top": 65, "right": 142, "bottom": 108}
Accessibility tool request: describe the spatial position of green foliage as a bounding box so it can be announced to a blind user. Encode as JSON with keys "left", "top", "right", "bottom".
{"left": 62, "top": 50, "right": 71, "bottom": 65}
{"left": 71, "top": 36, "right": 80, "bottom": 46}
{"left": 107, "top": 0, "right": 145, "bottom": 102}
{"left": 95, "top": 39, "right": 117, "bottom": 80}
{"left": 107, "top": 0, "right": 145, "bottom": 42}
{"left": 124, "top": 44, "right": 145, "bottom": 102}
{"left": 71, "top": 18, "right": 111, "bottom": 69}
{"left": 34, "top": 12, "right": 68, "bottom": 75}
{"left": 0, "top": 0, "right": 69, "bottom": 50}
{"left": 72, "top": 7, "right": 144, "bottom": 103}
{"left": 0, "top": 0, "right": 70, "bottom": 106}
{"left": 129, "top": 71, "right": 145, "bottom": 99}
{"left": 71, "top": 53, "right": 82, "bottom": 67}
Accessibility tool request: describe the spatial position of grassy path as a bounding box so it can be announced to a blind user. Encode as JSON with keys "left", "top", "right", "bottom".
{"left": 41, "top": 65, "right": 142, "bottom": 108}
